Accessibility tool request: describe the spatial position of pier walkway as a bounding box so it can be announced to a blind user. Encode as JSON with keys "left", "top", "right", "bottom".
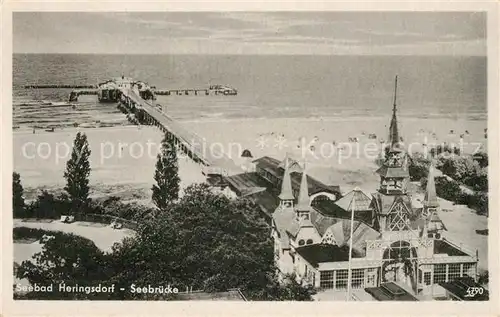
{"left": 120, "top": 88, "right": 241, "bottom": 176}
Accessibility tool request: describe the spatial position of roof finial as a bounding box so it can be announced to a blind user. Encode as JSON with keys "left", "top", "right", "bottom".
{"left": 393, "top": 75, "right": 398, "bottom": 112}
{"left": 296, "top": 160, "right": 311, "bottom": 211}
{"left": 279, "top": 156, "right": 294, "bottom": 201}
{"left": 424, "top": 162, "right": 439, "bottom": 208}
{"left": 389, "top": 75, "right": 400, "bottom": 148}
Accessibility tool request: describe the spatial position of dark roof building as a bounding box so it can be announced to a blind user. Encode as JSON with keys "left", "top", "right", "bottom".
{"left": 365, "top": 283, "right": 419, "bottom": 301}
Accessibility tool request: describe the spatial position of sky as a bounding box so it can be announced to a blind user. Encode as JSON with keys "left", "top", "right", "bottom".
{"left": 13, "top": 12, "right": 487, "bottom": 55}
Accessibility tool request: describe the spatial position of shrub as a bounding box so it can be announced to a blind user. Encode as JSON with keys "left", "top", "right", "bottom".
{"left": 473, "top": 152, "right": 488, "bottom": 168}
{"left": 408, "top": 153, "right": 430, "bottom": 182}
{"left": 13, "top": 227, "right": 70, "bottom": 242}
{"left": 435, "top": 177, "right": 462, "bottom": 202}
{"left": 25, "top": 191, "right": 71, "bottom": 219}
{"left": 441, "top": 156, "right": 480, "bottom": 181}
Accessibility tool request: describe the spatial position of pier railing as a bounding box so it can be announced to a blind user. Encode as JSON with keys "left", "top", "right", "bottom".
{"left": 119, "top": 88, "right": 241, "bottom": 175}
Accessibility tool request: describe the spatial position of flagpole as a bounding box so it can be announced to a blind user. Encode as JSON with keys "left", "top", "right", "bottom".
{"left": 346, "top": 192, "right": 356, "bottom": 301}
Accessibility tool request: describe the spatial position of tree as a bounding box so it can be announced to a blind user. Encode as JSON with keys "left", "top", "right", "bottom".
{"left": 421, "top": 176, "right": 462, "bottom": 203}
{"left": 64, "top": 132, "right": 92, "bottom": 213}
{"left": 441, "top": 156, "right": 479, "bottom": 181}
{"left": 473, "top": 152, "right": 488, "bottom": 168}
{"left": 258, "top": 274, "right": 315, "bottom": 301}
{"left": 408, "top": 153, "right": 430, "bottom": 182}
{"left": 25, "top": 192, "right": 71, "bottom": 220}
{"left": 109, "top": 183, "right": 312, "bottom": 300}
{"left": 151, "top": 134, "right": 180, "bottom": 212}
{"left": 15, "top": 232, "right": 111, "bottom": 299}
{"left": 13, "top": 172, "right": 26, "bottom": 218}
{"left": 16, "top": 184, "right": 313, "bottom": 300}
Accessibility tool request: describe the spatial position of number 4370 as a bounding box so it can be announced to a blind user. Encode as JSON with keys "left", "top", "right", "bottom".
{"left": 464, "top": 287, "right": 484, "bottom": 297}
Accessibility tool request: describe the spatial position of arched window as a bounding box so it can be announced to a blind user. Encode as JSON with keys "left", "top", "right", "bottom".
{"left": 298, "top": 239, "right": 305, "bottom": 246}
{"left": 311, "top": 194, "right": 334, "bottom": 207}
{"left": 306, "top": 239, "right": 313, "bottom": 245}
{"left": 383, "top": 240, "right": 417, "bottom": 260}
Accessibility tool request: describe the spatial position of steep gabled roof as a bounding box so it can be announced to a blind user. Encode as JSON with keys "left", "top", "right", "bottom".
{"left": 371, "top": 192, "right": 413, "bottom": 215}
{"left": 375, "top": 165, "right": 410, "bottom": 178}
{"left": 423, "top": 164, "right": 439, "bottom": 208}
{"left": 278, "top": 157, "right": 294, "bottom": 201}
{"left": 335, "top": 189, "right": 372, "bottom": 212}
{"left": 272, "top": 209, "right": 295, "bottom": 249}
{"left": 322, "top": 220, "right": 381, "bottom": 256}
{"left": 295, "top": 163, "right": 312, "bottom": 212}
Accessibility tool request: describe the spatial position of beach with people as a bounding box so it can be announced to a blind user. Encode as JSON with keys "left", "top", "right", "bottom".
{"left": 13, "top": 114, "right": 487, "bottom": 201}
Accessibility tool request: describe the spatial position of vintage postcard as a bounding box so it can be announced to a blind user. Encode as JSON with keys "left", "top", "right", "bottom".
{"left": 1, "top": 1, "right": 498, "bottom": 316}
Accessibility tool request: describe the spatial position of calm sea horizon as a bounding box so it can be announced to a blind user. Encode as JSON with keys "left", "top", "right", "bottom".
{"left": 13, "top": 53, "right": 487, "bottom": 122}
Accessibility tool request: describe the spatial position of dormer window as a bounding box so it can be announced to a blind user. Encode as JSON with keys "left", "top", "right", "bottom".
{"left": 306, "top": 239, "right": 313, "bottom": 245}
{"left": 282, "top": 200, "right": 293, "bottom": 209}
{"left": 300, "top": 212, "right": 310, "bottom": 221}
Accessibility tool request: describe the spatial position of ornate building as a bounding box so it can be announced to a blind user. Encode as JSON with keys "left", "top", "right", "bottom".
{"left": 270, "top": 80, "right": 479, "bottom": 299}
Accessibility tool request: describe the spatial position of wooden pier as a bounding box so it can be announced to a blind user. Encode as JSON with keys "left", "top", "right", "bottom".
{"left": 24, "top": 84, "right": 97, "bottom": 89}
{"left": 155, "top": 89, "right": 210, "bottom": 96}
{"left": 69, "top": 89, "right": 98, "bottom": 102}
{"left": 119, "top": 88, "right": 241, "bottom": 176}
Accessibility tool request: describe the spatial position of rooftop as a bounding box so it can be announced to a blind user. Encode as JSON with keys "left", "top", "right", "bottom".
{"left": 439, "top": 277, "right": 489, "bottom": 301}
{"left": 335, "top": 189, "right": 372, "bottom": 212}
{"left": 253, "top": 156, "right": 341, "bottom": 196}
{"left": 365, "top": 282, "right": 419, "bottom": 301}
{"left": 295, "top": 243, "right": 363, "bottom": 267}
{"left": 434, "top": 239, "right": 469, "bottom": 257}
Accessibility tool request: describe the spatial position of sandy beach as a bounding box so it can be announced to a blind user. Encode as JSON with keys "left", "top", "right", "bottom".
{"left": 14, "top": 116, "right": 487, "bottom": 198}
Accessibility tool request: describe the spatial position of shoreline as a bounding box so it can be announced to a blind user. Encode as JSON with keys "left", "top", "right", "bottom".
{"left": 13, "top": 112, "right": 488, "bottom": 131}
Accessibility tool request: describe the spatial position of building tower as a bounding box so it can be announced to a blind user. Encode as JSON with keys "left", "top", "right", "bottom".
{"left": 422, "top": 163, "right": 439, "bottom": 218}
{"left": 278, "top": 156, "right": 295, "bottom": 210}
{"left": 374, "top": 76, "right": 414, "bottom": 233}
{"left": 388, "top": 75, "right": 401, "bottom": 149}
{"left": 377, "top": 76, "right": 410, "bottom": 196}
{"left": 295, "top": 162, "right": 312, "bottom": 223}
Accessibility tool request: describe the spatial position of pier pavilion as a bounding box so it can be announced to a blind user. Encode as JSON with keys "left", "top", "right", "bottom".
{"left": 268, "top": 89, "right": 479, "bottom": 301}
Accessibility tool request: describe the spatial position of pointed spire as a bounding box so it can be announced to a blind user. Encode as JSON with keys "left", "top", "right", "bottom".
{"left": 296, "top": 161, "right": 311, "bottom": 211}
{"left": 278, "top": 155, "right": 294, "bottom": 201}
{"left": 424, "top": 163, "right": 439, "bottom": 208}
{"left": 389, "top": 75, "right": 400, "bottom": 149}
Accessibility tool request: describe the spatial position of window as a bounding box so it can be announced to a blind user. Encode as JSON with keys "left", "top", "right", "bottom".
{"left": 448, "top": 264, "right": 461, "bottom": 281}
{"left": 433, "top": 264, "right": 446, "bottom": 283}
{"left": 299, "top": 212, "right": 310, "bottom": 221}
{"left": 418, "top": 269, "right": 423, "bottom": 284}
{"left": 322, "top": 231, "right": 337, "bottom": 245}
{"left": 424, "top": 272, "right": 431, "bottom": 285}
{"left": 298, "top": 239, "right": 305, "bottom": 246}
{"left": 383, "top": 240, "right": 417, "bottom": 260}
{"left": 351, "top": 269, "right": 365, "bottom": 289}
{"left": 306, "top": 239, "right": 313, "bottom": 245}
{"left": 366, "top": 268, "right": 377, "bottom": 287}
{"left": 320, "top": 271, "right": 335, "bottom": 289}
{"left": 335, "top": 269, "right": 349, "bottom": 290}
{"left": 463, "top": 263, "right": 475, "bottom": 278}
